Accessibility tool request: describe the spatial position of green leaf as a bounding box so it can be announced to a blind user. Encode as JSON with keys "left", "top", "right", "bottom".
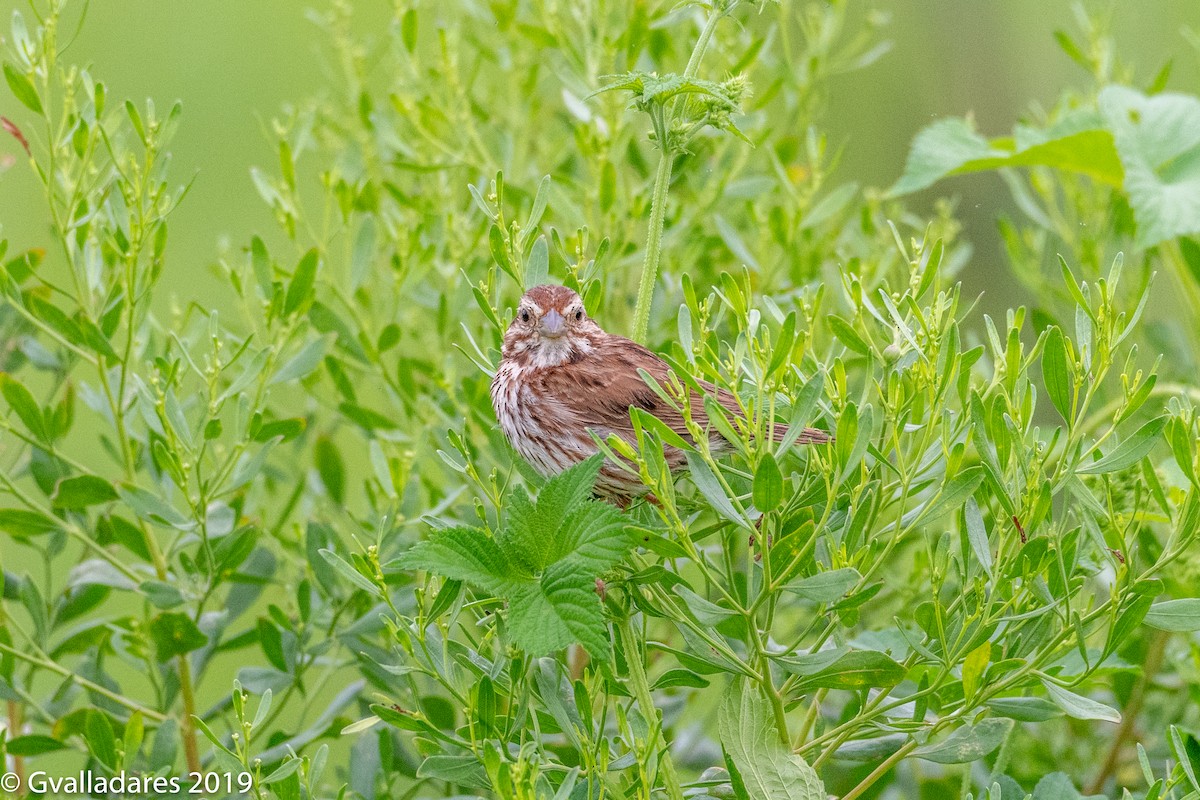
{"left": 496, "top": 488, "right": 553, "bottom": 572}
{"left": 1042, "top": 681, "right": 1121, "bottom": 723}
{"left": 1041, "top": 326, "right": 1072, "bottom": 422}
{"left": 719, "top": 678, "right": 825, "bottom": 800}
{"left": 283, "top": 248, "right": 319, "bottom": 316}
{"left": 525, "top": 235, "right": 549, "bottom": 288}
{"left": 986, "top": 696, "right": 1063, "bottom": 722}
{"left": 1077, "top": 417, "right": 1166, "bottom": 474}
{"left": 314, "top": 436, "right": 345, "bottom": 504}
{"left": 909, "top": 467, "right": 983, "bottom": 526}
{"left": 396, "top": 527, "right": 516, "bottom": 596}
{"left": 964, "top": 497, "right": 993, "bottom": 578}
{"left": 1169, "top": 726, "right": 1200, "bottom": 792}
{"left": 1100, "top": 86, "right": 1200, "bottom": 247}
{"left": 534, "top": 453, "right": 605, "bottom": 534}
{"left": 270, "top": 334, "right": 332, "bottom": 384}
{"left": 914, "top": 718, "right": 1011, "bottom": 764}
{"left": 506, "top": 567, "right": 606, "bottom": 658}
{"left": 86, "top": 711, "right": 119, "bottom": 768}
{"left": 778, "top": 649, "right": 906, "bottom": 690}
{"left": 0, "top": 508, "right": 60, "bottom": 538}
{"left": 827, "top": 315, "right": 871, "bottom": 356}
{"left": 1, "top": 373, "right": 49, "bottom": 442}
{"left": 149, "top": 611, "right": 209, "bottom": 661}
{"left": 249, "top": 235, "right": 273, "bottom": 296}
{"left": 1143, "top": 598, "right": 1200, "bottom": 632}
{"left": 318, "top": 549, "right": 380, "bottom": 595}
{"left": 7, "top": 734, "right": 69, "bottom": 756}
{"left": 253, "top": 417, "right": 306, "bottom": 443}
{"left": 785, "top": 568, "right": 861, "bottom": 603}
{"left": 962, "top": 641, "right": 990, "bottom": 701}
{"left": 117, "top": 485, "right": 195, "bottom": 531}
{"left": 350, "top": 217, "right": 376, "bottom": 290}
{"left": 3, "top": 62, "right": 42, "bottom": 113}
{"left": 1031, "top": 772, "right": 1098, "bottom": 800}
{"left": 684, "top": 451, "right": 750, "bottom": 530}
{"left": 651, "top": 668, "right": 710, "bottom": 690}
{"left": 140, "top": 580, "right": 184, "bottom": 609}
{"left": 51, "top": 475, "right": 118, "bottom": 509}
{"left": 673, "top": 584, "right": 739, "bottom": 625}
{"left": 890, "top": 113, "right": 1122, "bottom": 196}
{"left": 553, "top": 501, "right": 631, "bottom": 573}
{"left": 752, "top": 452, "right": 783, "bottom": 512}
{"left": 337, "top": 402, "right": 399, "bottom": 431}
{"left": 258, "top": 619, "right": 289, "bottom": 672}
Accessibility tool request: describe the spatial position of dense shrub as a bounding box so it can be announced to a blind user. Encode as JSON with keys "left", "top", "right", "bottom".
{"left": 2, "top": 2, "right": 1200, "bottom": 799}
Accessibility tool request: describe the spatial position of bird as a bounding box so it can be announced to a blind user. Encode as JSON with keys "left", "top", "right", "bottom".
{"left": 490, "top": 284, "right": 831, "bottom": 502}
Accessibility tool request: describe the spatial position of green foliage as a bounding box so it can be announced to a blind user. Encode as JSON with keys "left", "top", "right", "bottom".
{"left": 1, "top": 2, "right": 1200, "bottom": 800}
{"left": 398, "top": 456, "right": 633, "bottom": 658}
{"left": 891, "top": 86, "right": 1200, "bottom": 248}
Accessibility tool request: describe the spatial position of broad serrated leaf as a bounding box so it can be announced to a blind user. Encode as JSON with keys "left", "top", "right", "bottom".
{"left": 553, "top": 500, "right": 631, "bottom": 573}
{"left": 396, "top": 527, "right": 517, "bottom": 595}
{"left": 719, "top": 678, "right": 825, "bottom": 800}
{"left": 506, "top": 565, "right": 606, "bottom": 658}
{"left": 534, "top": 453, "right": 604, "bottom": 533}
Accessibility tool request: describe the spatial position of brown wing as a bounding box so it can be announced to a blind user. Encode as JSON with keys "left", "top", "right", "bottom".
{"left": 537, "top": 333, "right": 830, "bottom": 448}
{"left": 531, "top": 335, "right": 684, "bottom": 445}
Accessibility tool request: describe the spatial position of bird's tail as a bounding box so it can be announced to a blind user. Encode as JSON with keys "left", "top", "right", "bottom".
{"left": 772, "top": 424, "right": 833, "bottom": 445}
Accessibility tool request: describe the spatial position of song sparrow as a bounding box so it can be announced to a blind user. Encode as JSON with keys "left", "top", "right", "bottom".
{"left": 490, "top": 284, "right": 830, "bottom": 500}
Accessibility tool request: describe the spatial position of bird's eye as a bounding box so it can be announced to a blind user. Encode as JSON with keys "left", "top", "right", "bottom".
{"left": 520, "top": 310, "right": 530, "bottom": 323}
{"left": 574, "top": 309, "right": 583, "bottom": 321}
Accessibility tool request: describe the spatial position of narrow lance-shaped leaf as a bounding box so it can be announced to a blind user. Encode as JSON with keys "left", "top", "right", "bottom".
{"left": 1041, "top": 326, "right": 1073, "bottom": 422}
{"left": 1077, "top": 417, "right": 1166, "bottom": 474}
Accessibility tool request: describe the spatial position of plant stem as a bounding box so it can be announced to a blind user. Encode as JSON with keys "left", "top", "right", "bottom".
{"left": 0, "top": 641, "right": 167, "bottom": 722}
{"left": 617, "top": 617, "right": 684, "bottom": 800}
{"left": 631, "top": 4, "right": 730, "bottom": 343}
{"left": 632, "top": 150, "right": 674, "bottom": 344}
{"left": 177, "top": 654, "right": 202, "bottom": 771}
{"left": 1084, "top": 630, "right": 1167, "bottom": 794}
{"left": 840, "top": 740, "right": 918, "bottom": 800}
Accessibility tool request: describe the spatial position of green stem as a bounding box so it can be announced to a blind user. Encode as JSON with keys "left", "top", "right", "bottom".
{"left": 840, "top": 740, "right": 918, "bottom": 800}
{"left": 632, "top": 151, "right": 674, "bottom": 344}
{"left": 630, "top": 5, "right": 731, "bottom": 344}
{"left": 0, "top": 641, "right": 166, "bottom": 722}
{"left": 617, "top": 617, "right": 684, "bottom": 800}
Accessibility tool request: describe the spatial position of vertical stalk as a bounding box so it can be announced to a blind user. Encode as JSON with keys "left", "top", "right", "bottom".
{"left": 630, "top": 4, "right": 732, "bottom": 343}
{"left": 632, "top": 151, "right": 675, "bottom": 344}
{"left": 617, "top": 618, "right": 684, "bottom": 800}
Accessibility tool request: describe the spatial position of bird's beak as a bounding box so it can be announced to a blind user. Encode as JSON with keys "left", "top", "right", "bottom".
{"left": 539, "top": 309, "right": 565, "bottom": 338}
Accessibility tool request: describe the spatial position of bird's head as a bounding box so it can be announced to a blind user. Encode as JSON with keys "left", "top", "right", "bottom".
{"left": 502, "top": 284, "right": 601, "bottom": 368}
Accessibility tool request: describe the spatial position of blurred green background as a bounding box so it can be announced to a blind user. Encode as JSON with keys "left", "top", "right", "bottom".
{"left": 1, "top": 1, "right": 1197, "bottom": 309}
